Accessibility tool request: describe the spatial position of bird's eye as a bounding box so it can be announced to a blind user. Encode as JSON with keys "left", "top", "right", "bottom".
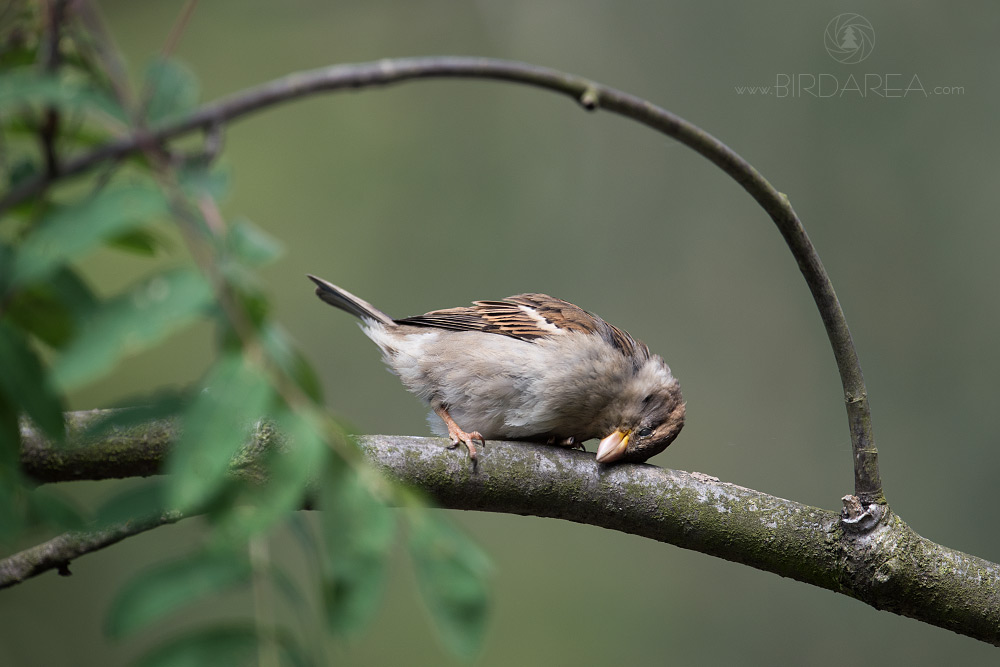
{"left": 636, "top": 427, "right": 654, "bottom": 438}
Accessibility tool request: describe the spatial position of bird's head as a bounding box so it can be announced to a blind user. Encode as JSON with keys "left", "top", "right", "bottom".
{"left": 595, "top": 358, "right": 685, "bottom": 464}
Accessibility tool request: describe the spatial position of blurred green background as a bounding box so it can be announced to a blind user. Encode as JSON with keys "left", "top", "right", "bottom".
{"left": 3, "top": 1, "right": 1000, "bottom": 664}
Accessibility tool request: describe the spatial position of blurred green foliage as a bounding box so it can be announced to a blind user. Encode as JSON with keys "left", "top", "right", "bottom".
{"left": 2, "top": 1, "right": 999, "bottom": 666}
{"left": 0, "top": 3, "right": 490, "bottom": 664}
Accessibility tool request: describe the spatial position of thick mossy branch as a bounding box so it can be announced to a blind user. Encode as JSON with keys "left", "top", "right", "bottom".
{"left": 10, "top": 413, "right": 1000, "bottom": 645}
{"left": 20, "top": 409, "right": 176, "bottom": 482}
{"left": 360, "top": 435, "right": 1000, "bottom": 645}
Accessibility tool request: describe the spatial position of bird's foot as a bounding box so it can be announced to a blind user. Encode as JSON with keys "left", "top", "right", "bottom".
{"left": 446, "top": 425, "right": 484, "bottom": 461}
{"left": 434, "top": 405, "right": 484, "bottom": 461}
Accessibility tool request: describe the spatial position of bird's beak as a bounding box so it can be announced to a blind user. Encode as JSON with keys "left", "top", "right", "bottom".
{"left": 596, "top": 429, "right": 630, "bottom": 463}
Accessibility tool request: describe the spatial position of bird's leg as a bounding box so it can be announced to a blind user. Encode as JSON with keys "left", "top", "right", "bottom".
{"left": 433, "top": 404, "right": 484, "bottom": 461}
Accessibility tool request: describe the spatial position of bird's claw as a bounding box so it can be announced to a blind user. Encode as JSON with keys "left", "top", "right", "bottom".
{"left": 447, "top": 428, "right": 485, "bottom": 461}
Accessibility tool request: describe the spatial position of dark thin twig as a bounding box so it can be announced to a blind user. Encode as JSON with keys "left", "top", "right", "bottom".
{"left": 0, "top": 56, "right": 881, "bottom": 502}
{"left": 37, "top": 0, "right": 69, "bottom": 178}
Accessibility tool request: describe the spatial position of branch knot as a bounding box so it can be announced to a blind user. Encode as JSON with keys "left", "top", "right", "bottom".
{"left": 840, "top": 494, "right": 885, "bottom": 534}
{"left": 578, "top": 86, "right": 599, "bottom": 110}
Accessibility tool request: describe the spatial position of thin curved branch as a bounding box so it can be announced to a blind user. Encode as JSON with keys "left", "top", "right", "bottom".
{"left": 0, "top": 57, "right": 880, "bottom": 501}
{"left": 8, "top": 420, "right": 999, "bottom": 645}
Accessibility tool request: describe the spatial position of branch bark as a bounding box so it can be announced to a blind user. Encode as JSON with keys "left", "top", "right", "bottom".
{"left": 0, "top": 511, "right": 183, "bottom": 589}
{"left": 8, "top": 413, "right": 1000, "bottom": 645}
{"left": 0, "top": 57, "right": 880, "bottom": 502}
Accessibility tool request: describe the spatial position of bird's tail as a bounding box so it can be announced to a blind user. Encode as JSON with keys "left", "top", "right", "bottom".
{"left": 307, "top": 275, "right": 395, "bottom": 327}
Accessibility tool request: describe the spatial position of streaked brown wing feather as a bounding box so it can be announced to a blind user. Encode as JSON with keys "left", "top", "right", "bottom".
{"left": 396, "top": 294, "right": 560, "bottom": 340}
{"left": 396, "top": 293, "right": 650, "bottom": 360}
{"left": 606, "top": 322, "right": 649, "bottom": 360}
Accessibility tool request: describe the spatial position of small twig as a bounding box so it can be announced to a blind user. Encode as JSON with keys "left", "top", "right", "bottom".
{"left": 136, "top": 0, "right": 200, "bottom": 123}
{"left": 160, "top": 0, "right": 200, "bottom": 58}
{"left": 0, "top": 510, "right": 184, "bottom": 590}
{"left": 73, "top": 0, "right": 136, "bottom": 117}
{"left": 0, "top": 57, "right": 881, "bottom": 502}
{"left": 193, "top": 120, "right": 224, "bottom": 165}
{"left": 37, "top": 0, "right": 70, "bottom": 178}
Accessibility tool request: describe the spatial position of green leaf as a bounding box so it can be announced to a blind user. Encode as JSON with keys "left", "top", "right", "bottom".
{"left": 134, "top": 626, "right": 258, "bottom": 667}
{"left": 224, "top": 279, "right": 271, "bottom": 333}
{"left": 80, "top": 391, "right": 188, "bottom": 440}
{"left": 266, "top": 564, "right": 320, "bottom": 653}
{"left": 321, "top": 462, "right": 396, "bottom": 636}
{"left": 107, "top": 228, "right": 171, "bottom": 256}
{"left": 228, "top": 219, "right": 283, "bottom": 266}
{"left": 0, "top": 401, "right": 32, "bottom": 544}
{"left": 143, "top": 57, "right": 199, "bottom": 126}
{"left": 25, "top": 487, "right": 86, "bottom": 531}
{"left": 287, "top": 512, "right": 323, "bottom": 572}
{"left": 7, "top": 157, "right": 40, "bottom": 190}
{"left": 0, "top": 461, "right": 28, "bottom": 544}
{"left": 0, "top": 395, "right": 22, "bottom": 460}
{"left": 0, "top": 243, "right": 11, "bottom": 288}
{"left": 52, "top": 268, "right": 214, "bottom": 391}
{"left": 261, "top": 324, "right": 324, "bottom": 403}
{"left": 0, "top": 68, "right": 127, "bottom": 121}
{"left": 5, "top": 266, "right": 98, "bottom": 349}
{"left": 2, "top": 114, "right": 115, "bottom": 149}
{"left": 106, "top": 551, "right": 251, "bottom": 639}
{"left": 94, "top": 479, "right": 168, "bottom": 528}
{"left": 10, "top": 184, "right": 168, "bottom": 288}
{"left": 0, "top": 320, "right": 65, "bottom": 441}
{"left": 0, "top": 42, "right": 36, "bottom": 70}
{"left": 165, "top": 353, "right": 275, "bottom": 513}
{"left": 269, "top": 564, "right": 312, "bottom": 627}
{"left": 408, "top": 510, "right": 491, "bottom": 659}
{"left": 179, "top": 165, "right": 230, "bottom": 203}
{"left": 134, "top": 625, "right": 307, "bottom": 667}
{"left": 220, "top": 409, "right": 327, "bottom": 539}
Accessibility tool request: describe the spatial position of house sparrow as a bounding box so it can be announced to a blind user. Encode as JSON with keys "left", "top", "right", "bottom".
{"left": 308, "top": 275, "right": 685, "bottom": 464}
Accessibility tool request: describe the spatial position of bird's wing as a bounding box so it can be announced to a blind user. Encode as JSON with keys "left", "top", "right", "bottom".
{"left": 396, "top": 293, "right": 649, "bottom": 358}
